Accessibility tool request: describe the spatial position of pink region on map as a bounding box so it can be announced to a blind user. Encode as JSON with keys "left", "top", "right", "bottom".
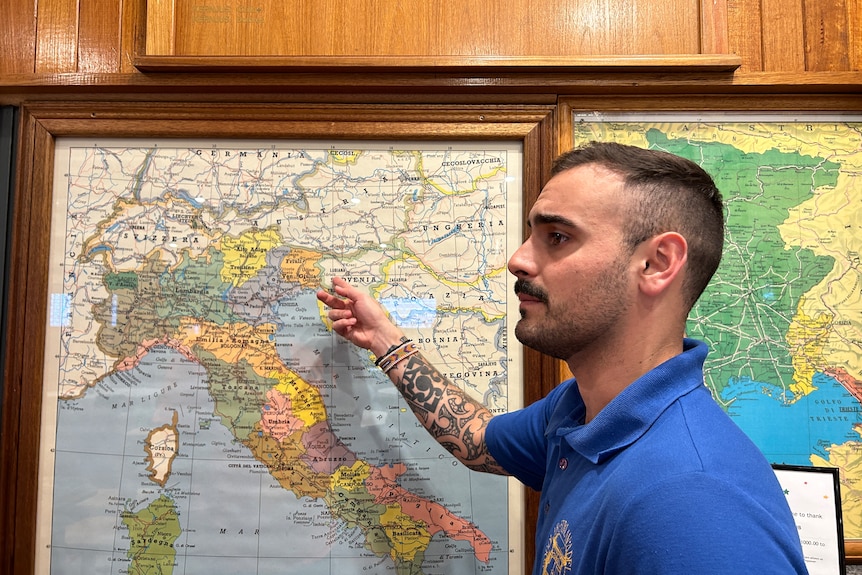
{"left": 300, "top": 421, "right": 358, "bottom": 474}
{"left": 826, "top": 367, "right": 862, "bottom": 403}
{"left": 114, "top": 335, "right": 197, "bottom": 371}
{"left": 365, "top": 466, "right": 492, "bottom": 562}
{"left": 260, "top": 389, "right": 306, "bottom": 441}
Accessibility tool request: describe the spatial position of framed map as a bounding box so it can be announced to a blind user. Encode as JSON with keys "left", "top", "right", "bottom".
{"left": 569, "top": 110, "right": 862, "bottom": 557}
{"left": 0, "top": 103, "right": 559, "bottom": 575}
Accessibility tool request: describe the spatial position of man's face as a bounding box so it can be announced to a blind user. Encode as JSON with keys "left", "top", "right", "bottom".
{"left": 507, "top": 163, "right": 636, "bottom": 361}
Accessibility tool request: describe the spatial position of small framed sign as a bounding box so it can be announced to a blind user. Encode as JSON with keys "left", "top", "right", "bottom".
{"left": 773, "top": 464, "right": 845, "bottom": 575}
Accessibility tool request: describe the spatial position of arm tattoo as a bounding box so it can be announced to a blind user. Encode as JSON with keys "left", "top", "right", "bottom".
{"left": 396, "top": 352, "right": 507, "bottom": 475}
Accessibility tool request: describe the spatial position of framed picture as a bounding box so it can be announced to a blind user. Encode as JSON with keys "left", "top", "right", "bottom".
{"left": 0, "top": 102, "right": 559, "bottom": 574}
{"left": 773, "top": 464, "right": 845, "bottom": 575}
{"left": 561, "top": 98, "right": 862, "bottom": 562}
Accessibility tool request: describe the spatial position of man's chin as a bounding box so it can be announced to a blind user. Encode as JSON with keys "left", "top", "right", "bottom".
{"left": 514, "top": 321, "right": 537, "bottom": 347}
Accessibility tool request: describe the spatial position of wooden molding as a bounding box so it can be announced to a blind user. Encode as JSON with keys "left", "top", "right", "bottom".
{"left": 132, "top": 54, "right": 742, "bottom": 73}
{"left": 3, "top": 70, "right": 862, "bottom": 107}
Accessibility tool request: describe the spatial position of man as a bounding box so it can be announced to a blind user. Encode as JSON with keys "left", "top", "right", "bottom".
{"left": 317, "top": 142, "right": 808, "bottom": 574}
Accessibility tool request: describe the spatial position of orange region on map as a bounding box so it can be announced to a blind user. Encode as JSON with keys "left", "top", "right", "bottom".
{"left": 144, "top": 410, "right": 180, "bottom": 486}
{"left": 280, "top": 247, "right": 323, "bottom": 288}
{"left": 177, "top": 319, "right": 280, "bottom": 367}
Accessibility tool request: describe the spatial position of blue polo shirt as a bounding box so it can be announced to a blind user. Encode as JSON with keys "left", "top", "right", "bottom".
{"left": 487, "top": 339, "right": 808, "bottom": 575}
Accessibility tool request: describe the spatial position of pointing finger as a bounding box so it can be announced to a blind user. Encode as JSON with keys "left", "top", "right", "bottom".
{"left": 316, "top": 287, "right": 347, "bottom": 309}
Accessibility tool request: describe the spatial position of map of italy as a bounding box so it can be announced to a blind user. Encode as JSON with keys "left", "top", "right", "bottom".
{"left": 40, "top": 142, "right": 521, "bottom": 574}
{"left": 576, "top": 119, "right": 862, "bottom": 538}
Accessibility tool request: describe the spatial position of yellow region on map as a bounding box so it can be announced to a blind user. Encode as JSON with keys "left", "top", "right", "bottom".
{"left": 220, "top": 228, "right": 282, "bottom": 286}
{"left": 331, "top": 460, "right": 371, "bottom": 492}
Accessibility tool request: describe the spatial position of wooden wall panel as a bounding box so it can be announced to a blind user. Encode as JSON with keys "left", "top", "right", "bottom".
{"left": 120, "top": 0, "right": 146, "bottom": 72}
{"left": 761, "top": 0, "right": 805, "bottom": 71}
{"left": 700, "top": 0, "right": 730, "bottom": 53}
{"left": 803, "top": 0, "right": 852, "bottom": 71}
{"left": 434, "top": 1, "right": 503, "bottom": 56}
{"left": 78, "top": 0, "right": 123, "bottom": 72}
{"left": 145, "top": 0, "right": 175, "bottom": 57}
{"left": 0, "top": 0, "right": 38, "bottom": 75}
{"left": 355, "top": 0, "right": 434, "bottom": 56}
{"left": 851, "top": 0, "right": 862, "bottom": 70}
{"left": 34, "top": 0, "right": 79, "bottom": 73}
{"left": 726, "top": 0, "right": 764, "bottom": 71}
{"left": 158, "top": 0, "right": 703, "bottom": 57}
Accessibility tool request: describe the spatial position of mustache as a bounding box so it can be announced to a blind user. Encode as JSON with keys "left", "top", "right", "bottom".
{"left": 514, "top": 279, "right": 549, "bottom": 303}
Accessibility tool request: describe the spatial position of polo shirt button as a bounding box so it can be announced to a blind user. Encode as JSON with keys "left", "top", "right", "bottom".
{"left": 544, "top": 502, "right": 550, "bottom": 513}
{"left": 558, "top": 458, "right": 568, "bottom": 470}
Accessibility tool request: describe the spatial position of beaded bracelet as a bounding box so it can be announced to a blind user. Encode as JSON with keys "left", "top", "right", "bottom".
{"left": 374, "top": 338, "right": 411, "bottom": 367}
{"left": 378, "top": 342, "right": 419, "bottom": 374}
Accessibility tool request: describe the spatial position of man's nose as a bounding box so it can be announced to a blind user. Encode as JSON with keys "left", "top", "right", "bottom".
{"left": 507, "top": 238, "right": 533, "bottom": 278}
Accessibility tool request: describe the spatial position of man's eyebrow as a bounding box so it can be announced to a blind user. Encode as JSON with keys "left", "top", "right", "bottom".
{"left": 527, "top": 213, "right": 578, "bottom": 229}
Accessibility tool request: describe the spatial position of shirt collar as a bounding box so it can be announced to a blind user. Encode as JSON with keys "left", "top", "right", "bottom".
{"left": 549, "top": 338, "right": 709, "bottom": 464}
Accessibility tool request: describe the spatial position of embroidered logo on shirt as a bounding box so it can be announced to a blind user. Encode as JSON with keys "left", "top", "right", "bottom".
{"left": 541, "top": 519, "right": 573, "bottom": 575}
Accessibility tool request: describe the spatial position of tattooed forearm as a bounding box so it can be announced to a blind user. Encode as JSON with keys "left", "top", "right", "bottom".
{"left": 399, "top": 353, "right": 446, "bottom": 417}
{"left": 395, "top": 352, "right": 508, "bottom": 475}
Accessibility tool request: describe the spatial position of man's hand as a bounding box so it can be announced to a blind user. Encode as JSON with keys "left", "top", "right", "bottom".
{"left": 316, "top": 277, "right": 407, "bottom": 357}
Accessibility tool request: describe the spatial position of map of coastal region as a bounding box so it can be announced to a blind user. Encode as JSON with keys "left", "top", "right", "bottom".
{"left": 39, "top": 140, "right": 523, "bottom": 575}
{"left": 575, "top": 117, "right": 862, "bottom": 537}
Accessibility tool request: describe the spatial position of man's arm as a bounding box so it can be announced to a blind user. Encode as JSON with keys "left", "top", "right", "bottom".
{"left": 317, "top": 277, "right": 509, "bottom": 474}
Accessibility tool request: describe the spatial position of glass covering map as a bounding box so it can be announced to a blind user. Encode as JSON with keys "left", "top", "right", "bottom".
{"left": 38, "top": 140, "right": 523, "bottom": 575}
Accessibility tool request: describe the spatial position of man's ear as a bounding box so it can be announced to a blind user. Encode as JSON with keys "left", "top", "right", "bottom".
{"left": 638, "top": 231, "right": 687, "bottom": 297}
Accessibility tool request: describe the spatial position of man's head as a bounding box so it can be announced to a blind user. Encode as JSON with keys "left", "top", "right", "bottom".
{"left": 508, "top": 141, "right": 724, "bottom": 361}
{"left": 550, "top": 141, "right": 725, "bottom": 310}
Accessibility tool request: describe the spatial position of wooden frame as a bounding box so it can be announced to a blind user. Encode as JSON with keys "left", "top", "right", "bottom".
{"left": 0, "top": 102, "right": 558, "bottom": 575}
{"left": 560, "top": 94, "right": 862, "bottom": 563}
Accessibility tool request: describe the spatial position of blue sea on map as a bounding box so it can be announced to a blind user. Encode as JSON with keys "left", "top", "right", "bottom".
{"left": 720, "top": 372, "right": 862, "bottom": 466}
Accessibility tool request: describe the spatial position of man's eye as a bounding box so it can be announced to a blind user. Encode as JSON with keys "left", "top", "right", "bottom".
{"left": 548, "top": 232, "right": 567, "bottom": 246}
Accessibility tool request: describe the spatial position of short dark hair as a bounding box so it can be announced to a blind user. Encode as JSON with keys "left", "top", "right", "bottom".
{"left": 552, "top": 141, "right": 725, "bottom": 310}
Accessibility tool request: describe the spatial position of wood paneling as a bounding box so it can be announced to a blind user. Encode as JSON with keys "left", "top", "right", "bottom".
{"left": 155, "top": 0, "right": 704, "bottom": 57}
{"left": 803, "top": 0, "right": 851, "bottom": 71}
{"left": 726, "top": 0, "right": 764, "bottom": 71}
{"left": 3, "top": 0, "right": 859, "bottom": 79}
{"left": 761, "top": 0, "right": 805, "bottom": 71}
{"left": 121, "top": 0, "right": 147, "bottom": 72}
{"left": 700, "top": 0, "right": 730, "bottom": 53}
{"left": 852, "top": 0, "right": 862, "bottom": 71}
{"left": 78, "top": 0, "right": 123, "bottom": 72}
{"left": 726, "top": 0, "right": 861, "bottom": 72}
{"left": 145, "top": 0, "right": 175, "bottom": 58}
{"left": 34, "top": 0, "right": 79, "bottom": 73}
{"left": 0, "top": 0, "right": 38, "bottom": 75}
